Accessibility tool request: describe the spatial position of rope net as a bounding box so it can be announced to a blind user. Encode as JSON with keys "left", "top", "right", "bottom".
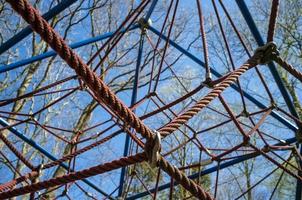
{"left": 0, "top": 0, "right": 301, "bottom": 199}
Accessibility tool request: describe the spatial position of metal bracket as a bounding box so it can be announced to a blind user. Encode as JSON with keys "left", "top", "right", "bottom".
{"left": 138, "top": 18, "right": 152, "bottom": 33}
{"left": 145, "top": 130, "right": 161, "bottom": 168}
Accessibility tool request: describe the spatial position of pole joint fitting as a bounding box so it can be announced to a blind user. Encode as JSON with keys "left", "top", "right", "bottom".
{"left": 254, "top": 42, "right": 279, "bottom": 65}
{"left": 138, "top": 18, "right": 152, "bottom": 33}
{"left": 202, "top": 79, "right": 215, "bottom": 88}
{"left": 240, "top": 109, "right": 250, "bottom": 118}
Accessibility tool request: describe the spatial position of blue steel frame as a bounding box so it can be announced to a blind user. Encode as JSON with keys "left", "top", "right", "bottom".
{"left": 117, "top": 0, "right": 159, "bottom": 196}
{"left": 118, "top": 30, "right": 146, "bottom": 196}
{"left": 0, "top": 0, "right": 300, "bottom": 198}
{"left": 122, "top": 25, "right": 299, "bottom": 199}
{"left": 148, "top": 25, "right": 298, "bottom": 132}
{"left": 0, "top": 118, "right": 114, "bottom": 199}
{"left": 0, "top": 25, "right": 139, "bottom": 73}
{"left": 235, "top": 0, "right": 299, "bottom": 121}
{"left": 0, "top": 0, "right": 78, "bottom": 55}
{"left": 235, "top": 1, "right": 302, "bottom": 199}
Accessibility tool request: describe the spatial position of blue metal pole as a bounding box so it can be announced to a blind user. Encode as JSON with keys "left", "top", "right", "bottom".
{"left": 148, "top": 26, "right": 298, "bottom": 132}
{"left": 126, "top": 136, "right": 297, "bottom": 199}
{"left": 0, "top": 25, "right": 139, "bottom": 73}
{"left": 235, "top": 0, "right": 300, "bottom": 121}
{"left": 145, "top": 0, "right": 159, "bottom": 20}
{"left": 0, "top": 0, "right": 78, "bottom": 55}
{"left": 118, "top": 30, "right": 146, "bottom": 196}
{"left": 233, "top": 3, "right": 302, "bottom": 198}
{"left": 0, "top": 118, "right": 113, "bottom": 199}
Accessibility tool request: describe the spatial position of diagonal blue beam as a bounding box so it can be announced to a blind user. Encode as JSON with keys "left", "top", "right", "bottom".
{"left": 0, "top": 25, "right": 139, "bottom": 73}
{"left": 126, "top": 136, "right": 297, "bottom": 199}
{"left": 233, "top": 3, "right": 302, "bottom": 197}
{"left": 235, "top": 0, "right": 300, "bottom": 121}
{"left": 0, "top": 0, "right": 78, "bottom": 55}
{"left": 145, "top": 0, "right": 159, "bottom": 20}
{"left": 148, "top": 25, "right": 298, "bottom": 132}
{"left": 0, "top": 118, "right": 114, "bottom": 199}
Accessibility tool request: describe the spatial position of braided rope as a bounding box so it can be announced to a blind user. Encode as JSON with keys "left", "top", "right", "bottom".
{"left": 4, "top": 1, "right": 215, "bottom": 199}
{"left": 0, "top": 133, "right": 120, "bottom": 194}
{"left": 158, "top": 53, "right": 262, "bottom": 137}
{"left": 3, "top": 1, "right": 277, "bottom": 199}
{"left": 273, "top": 55, "right": 302, "bottom": 83}
{"left": 159, "top": 157, "right": 213, "bottom": 199}
{"left": 0, "top": 170, "right": 38, "bottom": 193}
{"left": 267, "top": 0, "right": 279, "bottom": 42}
{"left": 0, "top": 178, "right": 24, "bottom": 193}
{"left": 0, "top": 133, "right": 35, "bottom": 170}
{"left": 5, "top": 0, "right": 154, "bottom": 142}
{"left": 0, "top": 153, "right": 147, "bottom": 199}
{"left": 43, "top": 131, "right": 121, "bottom": 169}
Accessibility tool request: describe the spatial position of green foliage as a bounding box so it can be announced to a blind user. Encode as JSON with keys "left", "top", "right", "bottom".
{"left": 267, "top": 156, "right": 297, "bottom": 199}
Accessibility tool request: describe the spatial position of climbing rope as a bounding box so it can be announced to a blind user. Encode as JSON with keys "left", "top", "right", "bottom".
{"left": 3, "top": 0, "right": 214, "bottom": 199}
{"left": 0, "top": 0, "right": 300, "bottom": 199}
{"left": 267, "top": 0, "right": 279, "bottom": 42}
{"left": 273, "top": 55, "right": 302, "bottom": 83}
{"left": 0, "top": 153, "right": 147, "bottom": 199}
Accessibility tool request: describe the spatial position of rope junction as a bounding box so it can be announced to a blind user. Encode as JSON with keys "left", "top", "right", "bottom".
{"left": 0, "top": 0, "right": 301, "bottom": 199}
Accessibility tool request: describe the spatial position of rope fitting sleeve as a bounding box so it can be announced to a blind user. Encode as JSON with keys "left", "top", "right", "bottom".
{"left": 145, "top": 130, "right": 161, "bottom": 168}
{"left": 254, "top": 42, "right": 279, "bottom": 65}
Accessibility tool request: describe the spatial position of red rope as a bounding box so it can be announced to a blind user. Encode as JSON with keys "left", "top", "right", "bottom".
{"left": 4, "top": 0, "right": 215, "bottom": 199}
{"left": 158, "top": 52, "right": 262, "bottom": 137}
{"left": 0, "top": 153, "right": 147, "bottom": 199}
{"left": 0, "top": 133, "right": 35, "bottom": 170}
{"left": 3, "top": 0, "right": 280, "bottom": 199}
{"left": 273, "top": 55, "right": 302, "bottom": 83}
{"left": 0, "top": 171, "right": 37, "bottom": 193}
{"left": 267, "top": 0, "right": 279, "bottom": 42}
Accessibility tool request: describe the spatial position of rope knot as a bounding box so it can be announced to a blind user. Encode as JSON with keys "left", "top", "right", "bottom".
{"left": 254, "top": 42, "right": 279, "bottom": 65}
{"left": 145, "top": 130, "right": 161, "bottom": 168}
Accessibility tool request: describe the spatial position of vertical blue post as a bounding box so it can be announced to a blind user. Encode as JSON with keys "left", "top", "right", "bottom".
{"left": 118, "top": 30, "right": 146, "bottom": 196}
{"left": 0, "top": 0, "right": 78, "bottom": 55}
{"left": 117, "top": 0, "right": 159, "bottom": 192}
{"left": 0, "top": 118, "right": 113, "bottom": 199}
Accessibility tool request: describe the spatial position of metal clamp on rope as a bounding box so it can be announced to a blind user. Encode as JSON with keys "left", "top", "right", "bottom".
{"left": 254, "top": 41, "right": 279, "bottom": 65}
{"left": 145, "top": 130, "right": 161, "bottom": 168}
